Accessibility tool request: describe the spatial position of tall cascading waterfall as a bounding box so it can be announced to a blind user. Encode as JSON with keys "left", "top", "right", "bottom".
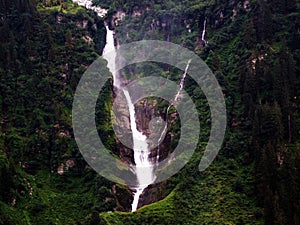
{"left": 72, "top": 0, "right": 191, "bottom": 212}
{"left": 102, "top": 25, "right": 153, "bottom": 211}
{"left": 101, "top": 18, "right": 155, "bottom": 213}
{"left": 72, "top": 0, "right": 155, "bottom": 212}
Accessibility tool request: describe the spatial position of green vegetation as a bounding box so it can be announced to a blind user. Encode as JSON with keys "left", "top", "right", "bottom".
{"left": 102, "top": 155, "right": 263, "bottom": 224}
{"left": 0, "top": 0, "right": 115, "bottom": 224}
{"left": 0, "top": 0, "right": 299, "bottom": 224}
{"left": 96, "top": 0, "right": 300, "bottom": 224}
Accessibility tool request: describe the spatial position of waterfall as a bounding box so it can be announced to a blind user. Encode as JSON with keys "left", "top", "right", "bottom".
{"left": 102, "top": 26, "right": 153, "bottom": 211}
{"left": 102, "top": 26, "right": 121, "bottom": 88}
{"left": 72, "top": 0, "right": 190, "bottom": 212}
{"left": 174, "top": 60, "right": 191, "bottom": 102}
{"left": 156, "top": 60, "right": 191, "bottom": 163}
{"left": 102, "top": 26, "right": 155, "bottom": 212}
{"left": 72, "top": 0, "right": 153, "bottom": 212}
{"left": 72, "top": 1, "right": 120, "bottom": 87}
{"left": 123, "top": 90, "right": 156, "bottom": 212}
{"left": 201, "top": 18, "right": 207, "bottom": 46}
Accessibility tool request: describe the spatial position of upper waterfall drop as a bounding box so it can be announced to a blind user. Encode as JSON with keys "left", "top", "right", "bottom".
{"left": 102, "top": 26, "right": 121, "bottom": 89}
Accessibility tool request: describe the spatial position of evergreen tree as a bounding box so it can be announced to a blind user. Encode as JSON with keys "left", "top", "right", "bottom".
{"left": 253, "top": 0, "right": 274, "bottom": 42}
{"left": 243, "top": 19, "right": 257, "bottom": 49}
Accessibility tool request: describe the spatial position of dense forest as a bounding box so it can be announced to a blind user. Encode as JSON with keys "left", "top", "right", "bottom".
{"left": 0, "top": 0, "right": 299, "bottom": 224}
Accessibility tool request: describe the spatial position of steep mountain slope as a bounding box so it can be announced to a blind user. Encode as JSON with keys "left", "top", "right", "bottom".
{"left": 95, "top": 0, "right": 300, "bottom": 224}
{"left": 0, "top": 0, "right": 299, "bottom": 224}
{"left": 0, "top": 1, "right": 116, "bottom": 224}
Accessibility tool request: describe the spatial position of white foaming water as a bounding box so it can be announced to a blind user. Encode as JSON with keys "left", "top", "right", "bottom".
{"left": 156, "top": 60, "right": 191, "bottom": 163}
{"left": 103, "top": 26, "right": 155, "bottom": 211}
{"left": 123, "top": 90, "right": 156, "bottom": 212}
{"left": 74, "top": 0, "right": 154, "bottom": 211}
{"left": 102, "top": 26, "right": 121, "bottom": 88}
{"left": 72, "top": 0, "right": 188, "bottom": 212}
{"left": 101, "top": 14, "right": 155, "bottom": 211}
{"left": 174, "top": 60, "right": 191, "bottom": 102}
{"left": 201, "top": 18, "right": 207, "bottom": 46}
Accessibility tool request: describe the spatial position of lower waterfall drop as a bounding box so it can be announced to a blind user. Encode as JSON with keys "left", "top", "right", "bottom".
{"left": 123, "top": 90, "right": 156, "bottom": 212}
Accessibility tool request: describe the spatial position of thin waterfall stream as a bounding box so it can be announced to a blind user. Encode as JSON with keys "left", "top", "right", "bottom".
{"left": 201, "top": 18, "right": 207, "bottom": 46}
{"left": 156, "top": 60, "right": 191, "bottom": 163}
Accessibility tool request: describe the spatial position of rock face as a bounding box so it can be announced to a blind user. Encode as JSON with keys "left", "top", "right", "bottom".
{"left": 135, "top": 99, "right": 174, "bottom": 162}
{"left": 112, "top": 88, "right": 174, "bottom": 165}
{"left": 112, "top": 94, "right": 174, "bottom": 211}
{"left": 112, "top": 91, "right": 134, "bottom": 165}
{"left": 113, "top": 184, "right": 133, "bottom": 212}
{"left": 111, "top": 10, "right": 126, "bottom": 28}
{"left": 57, "top": 158, "right": 76, "bottom": 175}
{"left": 137, "top": 181, "right": 168, "bottom": 209}
{"left": 106, "top": 8, "right": 177, "bottom": 211}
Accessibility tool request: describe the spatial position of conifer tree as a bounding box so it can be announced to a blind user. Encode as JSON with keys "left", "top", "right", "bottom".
{"left": 254, "top": 0, "right": 274, "bottom": 42}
